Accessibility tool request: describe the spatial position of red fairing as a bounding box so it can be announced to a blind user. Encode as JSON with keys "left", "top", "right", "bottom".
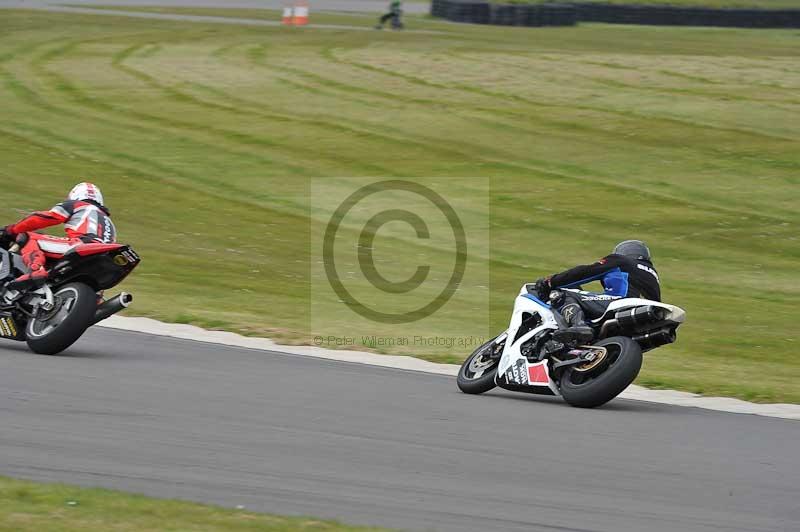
{"left": 73, "top": 243, "right": 123, "bottom": 256}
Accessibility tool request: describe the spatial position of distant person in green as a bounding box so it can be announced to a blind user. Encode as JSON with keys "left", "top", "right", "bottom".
{"left": 375, "top": 0, "right": 403, "bottom": 30}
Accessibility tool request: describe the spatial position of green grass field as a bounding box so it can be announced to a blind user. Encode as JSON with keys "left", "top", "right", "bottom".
{"left": 1, "top": 9, "right": 798, "bottom": 402}
{"left": 0, "top": 476, "right": 390, "bottom": 531}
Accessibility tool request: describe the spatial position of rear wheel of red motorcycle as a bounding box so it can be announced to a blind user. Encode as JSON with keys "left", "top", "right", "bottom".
{"left": 26, "top": 282, "right": 97, "bottom": 355}
{"left": 559, "top": 336, "right": 642, "bottom": 408}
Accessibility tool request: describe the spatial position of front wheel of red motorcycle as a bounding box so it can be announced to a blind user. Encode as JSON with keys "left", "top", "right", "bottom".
{"left": 26, "top": 282, "right": 97, "bottom": 355}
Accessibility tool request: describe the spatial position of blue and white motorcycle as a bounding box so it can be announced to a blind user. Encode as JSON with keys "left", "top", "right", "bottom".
{"left": 457, "top": 284, "right": 686, "bottom": 408}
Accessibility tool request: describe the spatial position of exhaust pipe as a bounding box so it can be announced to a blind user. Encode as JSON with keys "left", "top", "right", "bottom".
{"left": 632, "top": 327, "right": 676, "bottom": 350}
{"left": 615, "top": 305, "right": 666, "bottom": 329}
{"left": 92, "top": 292, "right": 133, "bottom": 325}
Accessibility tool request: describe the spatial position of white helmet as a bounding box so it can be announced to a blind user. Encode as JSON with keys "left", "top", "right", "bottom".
{"left": 68, "top": 182, "right": 104, "bottom": 207}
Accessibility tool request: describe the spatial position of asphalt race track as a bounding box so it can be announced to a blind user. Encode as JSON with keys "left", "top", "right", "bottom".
{"left": 1, "top": 328, "right": 798, "bottom": 532}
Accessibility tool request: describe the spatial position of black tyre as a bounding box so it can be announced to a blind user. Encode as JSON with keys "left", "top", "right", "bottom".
{"left": 26, "top": 282, "right": 97, "bottom": 355}
{"left": 559, "top": 336, "right": 642, "bottom": 408}
{"left": 457, "top": 335, "right": 504, "bottom": 395}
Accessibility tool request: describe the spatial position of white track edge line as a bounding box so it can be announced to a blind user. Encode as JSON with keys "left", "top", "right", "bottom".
{"left": 96, "top": 315, "right": 800, "bottom": 420}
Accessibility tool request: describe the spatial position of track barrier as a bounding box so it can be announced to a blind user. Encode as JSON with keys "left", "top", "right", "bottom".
{"left": 431, "top": 0, "right": 800, "bottom": 28}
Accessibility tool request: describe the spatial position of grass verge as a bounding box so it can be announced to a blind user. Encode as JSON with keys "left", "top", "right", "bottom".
{"left": 0, "top": 476, "right": 390, "bottom": 531}
{"left": 0, "top": 9, "right": 798, "bottom": 402}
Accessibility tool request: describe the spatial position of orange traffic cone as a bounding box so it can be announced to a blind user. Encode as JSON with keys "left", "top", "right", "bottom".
{"left": 281, "top": 6, "right": 293, "bottom": 25}
{"left": 292, "top": 1, "right": 309, "bottom": 26}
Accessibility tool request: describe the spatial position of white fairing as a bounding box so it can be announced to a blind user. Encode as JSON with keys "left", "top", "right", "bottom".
{"left": 495, "top": 285, "right": 687, "bottom": 396}
{"left": 496, "top": 285, "right": 561, "bottom": 395}
{"left": 591, "top": 296, "right": 686, "bottom": 324}
{"left": 37, "top": 240, "right": 78, "bottom": 255}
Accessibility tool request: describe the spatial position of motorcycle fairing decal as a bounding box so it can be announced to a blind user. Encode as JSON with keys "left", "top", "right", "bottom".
{"left": 527, "top": 362, "right": 550, "bottom": 385}
{"left": 504, "top": 358, "right": 529, "bottom": 386}
{"left": 501, "top": 358, "right": 556, "bottom": 391}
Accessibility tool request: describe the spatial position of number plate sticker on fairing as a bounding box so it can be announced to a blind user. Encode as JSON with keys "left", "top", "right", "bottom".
{"left": 505, "top": 359, "right": 551, "bottom": 386}
{"left": 114, "top": 250, "right": 139, "bottom": 265}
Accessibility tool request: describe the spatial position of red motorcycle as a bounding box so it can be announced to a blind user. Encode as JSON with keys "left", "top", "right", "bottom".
{"left": 0, "top": 233, "right": 140, "bottom": 355}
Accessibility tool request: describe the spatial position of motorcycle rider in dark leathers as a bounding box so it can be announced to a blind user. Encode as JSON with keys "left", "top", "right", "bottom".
{"left": 533, "top": 240, "right": 661, "bottom": 344}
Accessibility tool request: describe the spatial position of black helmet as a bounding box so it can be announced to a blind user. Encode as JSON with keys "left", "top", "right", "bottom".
{"left": 613, "top": 240, "right": 651, "bottom": 261}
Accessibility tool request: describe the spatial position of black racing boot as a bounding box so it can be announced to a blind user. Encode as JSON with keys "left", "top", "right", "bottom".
{"left": 553, "top": 304, "right": 594, "bottom": 345}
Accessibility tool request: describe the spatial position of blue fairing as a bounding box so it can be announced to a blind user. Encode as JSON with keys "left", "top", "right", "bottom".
{"left": 522, "top": 293, "right": 551, "bottom": 308}
{"left": 602, "top": 270, "right": 629, "bottom": 297}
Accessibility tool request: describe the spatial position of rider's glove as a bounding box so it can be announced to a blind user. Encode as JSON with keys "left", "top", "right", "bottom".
{"left": 0, "top": 225, "right": 15, "bottom": 248}
{"left": 533, "top": 278, "right": 552, "bottom": 301}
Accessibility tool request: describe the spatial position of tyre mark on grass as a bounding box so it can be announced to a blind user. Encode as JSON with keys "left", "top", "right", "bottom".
{"left": 27, "top": 37, "right": 795, "bottom": 226}
{"left": 464, "top": 52, "right": 800, "bottom": 107}
{"left": 2, "top": 39, "right": 314, "bottom": 212}
{"left": 315, "top": 47, "right": 800, "bottom": 214}
{"left": 9, "top": 35, "right": 793, "bottom": 225}
{"left": 112, "top": 44, "right": 406, "bottom": 175}
{"left": 245, "top": 46, "right": 681, "bottom": 166}
{"left": 0, "top": 123, "right": 308, "bottom": 220}
{"left": 584, "top": 75, "right": 800, "bottom": 110}
{"left": 298, "top": 48, "right": 796, "bottom": 223}
{"left": 108, "top": 43, "right": 394, "bottom": 177}
{"left": 368, "top": 47, "right": 800, "bottom": 143}
{"left": 29, "top": 39, "right": 324, "bottom": 179}
{"left": 288, "top": 44, "right": 798, "bottom": 172}
{"left": 237, "top": 43, "right": 406, "bottom": 110}
{"left": 242, "top": 48, "right": 706, "bottom": 196}
{"left": 247, "top": 44, "right": 444, "bottom": 111}
{"left": 122, "top": 42, "right": 618, "bottom": 183}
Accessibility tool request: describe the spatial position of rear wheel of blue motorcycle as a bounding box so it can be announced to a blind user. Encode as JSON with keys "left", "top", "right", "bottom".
{"left": 26, "top": 282, "right": 97, "bottom": 355}
{"left": 559, "top": 336, "right": 642, "bottom": 408}
{"left": 457, "top": 337, "right": 503, "bottom": 394}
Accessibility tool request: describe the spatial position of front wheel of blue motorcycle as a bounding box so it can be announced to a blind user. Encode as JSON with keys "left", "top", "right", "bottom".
{"left": 457, "top": 336, "right": 504, "bottom": 395}
{"left": 559, "top": 336, "right": 642, "bottom": 408}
